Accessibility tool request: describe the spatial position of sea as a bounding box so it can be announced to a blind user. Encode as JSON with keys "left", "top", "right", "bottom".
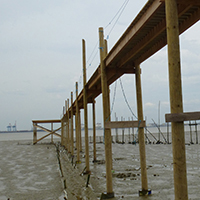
{"left": 0, "top": 124, "right": 199, "bottom": 143}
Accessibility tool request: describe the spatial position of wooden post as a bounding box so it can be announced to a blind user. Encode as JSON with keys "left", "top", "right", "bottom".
{"left": 167, "top": 122, "right": 169, "bottom": 144}
{"left": 99, "top": 27, "right": 114, "bottom": 198}
{"left": 51, "top": 122, "right": 53, "bottom": 143}
{"left": 79, "top": 110, "right": 82, "bottom": 152}
{"left": 165, "top": 0, "right": 188, "bottom": 199}
{"left": 82, "top": 39, "right": 90, "bottom": 173}
{"left": 93, "top": 100, "right": 97, "bottom": 162}
{"left": 61, "top": 119, "right": 64, "bottom": 146}
{"left": 67, "top": 99, "right": 70, "bottom": 152}
{"left": 76, "top": 82, "right": 80, "bottom": 162}
{"left": 195, "top": 121, "right": 198, "bottom": 144}
{"left": 33, "top": 123, "right": 37, "bottom": 144}
{"left": 189, "top": 121, "right": 193, "bottom": 144}
{"left": 135, "top": 65, "right": 149, "bottom": 195}
{"left": 115, "top": 113, "right": 118, "bottom": 143}
{"left": 128, "top": 117, "right": 131, "bottom": 143}
{"left": 64, "top": 100, "right": 68, "bottom": 148}
{"left": 131, "top": 116, "right": 135, "bottom": 143}
{"left": 71, "top": 92, "right": 74, "bottom": 156}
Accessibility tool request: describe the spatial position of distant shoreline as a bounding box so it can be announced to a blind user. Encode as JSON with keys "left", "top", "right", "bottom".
{"left": 0, "top": 130, "right": 45, "bottom": 134}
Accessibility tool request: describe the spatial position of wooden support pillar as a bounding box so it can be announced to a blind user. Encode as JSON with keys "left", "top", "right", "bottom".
{"left": 76, "top": 82, "right": 80, "bottom": 163}
{"left": 61, "top": 119, "right": 64, "bottom": 146}
{"left": 99, "top": 27, "right": 114, "bottom": 199}
{"left": 93, "top": 100, "right": 97, "bottom": 162}
{"left": 82, "top": 39, "right": 90, "bottom": 173}
{"left": 51, "top": 123, "right": 53, "bottom": 143}
{"left": 67, "top": 99, "right": 70, "bottom": 152}
{"left": 33, "top": 123, "right": 37, "bottom": 144}
{"left": 71, "top": 92, "right": 74, "bottom": 156}
{"left": 135, "top": 65, "right": 150, "bottom": 195}
{"left": 64, "top": 100, "right": 68, "bottom": 148}
{"left": 79, "top": 110, "right": 82, "bottom": 152}
{"left": 165, "top": 0, "right": 188, "bottom": 199}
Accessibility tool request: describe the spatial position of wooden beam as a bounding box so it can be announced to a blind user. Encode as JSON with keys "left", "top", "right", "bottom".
{"left": 160, "top": 0, "right": 200, "bottom": 5}
{"left": 105, "top": 0, "right": 163, "bottom": 67}
{"left": 166, "top": 111, "right": 200, "bottom": 122}
{"left": 32, "top": 119, "right": 61, "bottom": 123}
{"left": 34, "top": 133, "right": 51, "bottom": 144}
{"left": 105, "top": 121, "right": 145, "bottom": 129}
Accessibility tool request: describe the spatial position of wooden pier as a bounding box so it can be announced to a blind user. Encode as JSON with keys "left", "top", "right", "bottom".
{"left": 33, "top": 0, "right": 200, "bottom": 199}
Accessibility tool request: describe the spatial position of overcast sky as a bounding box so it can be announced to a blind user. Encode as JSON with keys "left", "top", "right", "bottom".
{"left": 0, "top": 0, "right": 200, "bottom": 131}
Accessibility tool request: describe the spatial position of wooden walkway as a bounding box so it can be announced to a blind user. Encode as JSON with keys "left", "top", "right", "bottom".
{"left": 33, "top": 1, "right": 200, "bottom": 199}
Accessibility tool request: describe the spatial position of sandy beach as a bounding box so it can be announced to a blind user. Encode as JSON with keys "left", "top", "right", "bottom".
{"left": 1, "top": 132, "right": 200, "bottom": 200}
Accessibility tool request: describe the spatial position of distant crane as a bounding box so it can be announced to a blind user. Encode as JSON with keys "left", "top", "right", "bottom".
{"left": 7, "top": 123, "right": 12, "bottom": 132}
{"left": 7, "top": 121, "right": 17, "bottom": 132}
{"left": 12, "top": 121, "right": 17, "bottom": 131}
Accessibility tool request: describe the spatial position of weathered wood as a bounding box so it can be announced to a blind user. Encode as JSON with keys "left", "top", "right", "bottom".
{"left": 32, "top": 119, "right": 61, "bottom": 123}
{"left": 71, "top": 92, "right": 74, "bottom": 156}
{"left": 160, "top": 0, "right": 200, "bottom": 5}
{"left": 76, "top": 82, "right": 80, "bottom": 162}
{"left": 34, "top": 133, "right": 51, "bottom": 144}
{"left": 33, "top": 123, "right": 37, "bottom": 144}
{"left": 83, "top": 39, "right": 90, "bottom": 173}
{"left": 105, "top": 120, "right": 145, "bottom": 129}
{"left": 92, "top": 100, "right": 97, "bottom": 161}
{"left": 135, "top": 65, "right": 148, "bottom": 193}
{"left": 165, "top": 111, "right": 200, "bottom": 122}
{"left": 67, "top": 99, "right": 70, "bottom": 152}
{"left": 99, "top": 27, "right": 114, "bottom": 197}
{"left": 165, "top": 0, "right": 188, "bottom": 199}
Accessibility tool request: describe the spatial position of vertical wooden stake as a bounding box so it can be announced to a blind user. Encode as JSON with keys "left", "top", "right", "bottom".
{"left": 65, "top": 100, "right": 68, "bottom": 148}
{"left": 33, "top": 123, "right": 37, "bottom": 144}
{"left": 115, "top": 113, "right": 118, "bottom": 143}
{"left": 165, "top": 0, "right": 188, "bottom": 199}
{"left": 135, "top": 65, "right": 149, "bottom": 194}
{"left": 71, "top": 92, "right": 74, "bottom": 156}
{"left": 93, "top": 100, "right": 97, "bottom": 162}
{"left": 76, "top": 82, "right": 80, "bottom": 162}
{"left": 99, "top": 27, "right": 114, "bottom": 198}
{"left": 195, "top": 121, "right": 198, "bottom": 144}
{"left": 79, "top": 110, "right": 82, "bottom": 152}
{"left": 67, "top": 99, "right": 70, "bottom": 152}
{"left": 82, "top": 39, "right": 90, "bottom": 173}
{"left": 51, "top": 122, "right": 53, "bottom": 143}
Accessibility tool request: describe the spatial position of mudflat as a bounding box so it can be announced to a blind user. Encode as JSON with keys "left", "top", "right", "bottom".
{"left": 0, "top": 140, "right": 63, "bottom": 200}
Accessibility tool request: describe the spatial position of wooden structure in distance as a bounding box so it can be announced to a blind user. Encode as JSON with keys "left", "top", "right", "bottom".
{"left": 32, "top": 119, "right": 61, "bottom": 144}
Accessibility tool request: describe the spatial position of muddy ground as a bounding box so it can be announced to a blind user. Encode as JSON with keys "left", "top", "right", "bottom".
{"left": 0, "top": 137, "right": 200, "bottom": 200}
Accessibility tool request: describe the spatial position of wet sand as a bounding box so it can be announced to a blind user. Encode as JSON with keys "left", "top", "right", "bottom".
{"left": 1, "top": 134, "right": 200, "bottom": 200}
{"left": 0, "top": 140, "right": 63, "bottom": 200}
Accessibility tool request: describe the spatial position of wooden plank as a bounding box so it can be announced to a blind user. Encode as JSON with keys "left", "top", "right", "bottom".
{"left": 160, "top": 0, "right": 200, "bottom": 5}
{"left": 32, "top": 119, "right": 61, "bottom": 123}
{"left": 165, "top": 112, "right": 200, "bottom": 122}
{"left": 104, "top": 120, "right": 145, "bottom": 129}
{"left": 34, "top": 133, "right": 51, "bottom": 144}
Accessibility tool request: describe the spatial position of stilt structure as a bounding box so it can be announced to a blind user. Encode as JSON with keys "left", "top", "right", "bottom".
{"left": 135, "top": 65, "right": 150, "bottom": 195}
{"left": 99, "top": 27, "right": 114, "bottom": 199}
{"left": 76, "top": 82, "right": 80, "bottom": 163}
{"left": 82, "top": 39, "right": 90, "bottom": 174}
{"left": 32, "top": 0, "right": 200, "bottom": 198}
{"left": 92, "top": 100, "right": 97, "bottom": 162}
{"left": 71, "top": 92, "right": 74, "bottom": 156}
{"left": 165, "top": 0, "right": 188, "bottom": 199}
{"left": 32, "top": 120, "right": 61, "bottom": 144}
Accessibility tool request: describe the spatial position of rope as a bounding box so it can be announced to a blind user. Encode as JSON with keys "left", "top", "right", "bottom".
{"left": 105, "top": 0, "right": 130, "bottom": 39}
{"left": 119, "top": 78, "right": 137, "bottom": 119}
